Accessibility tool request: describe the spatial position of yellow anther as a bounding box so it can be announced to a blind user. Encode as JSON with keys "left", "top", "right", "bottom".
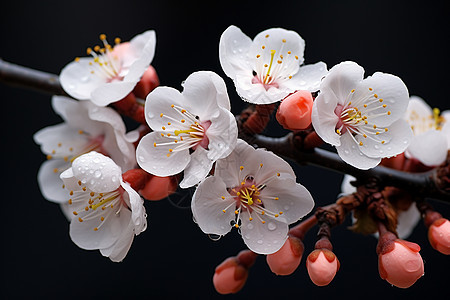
{"left": 99, "top": 34, "right": 106, "bottom": 40}
{"left": 379, "top": 99, "right": 383, "bottom": 102}
{"left": 275, "top": 214, "right": 279, "bottom": 217}
{"left": 382, "top": 104, "right": 387, "bottom": 108}
{"left": 287, "top": 51, "right": 291, "bottom": 54}
{"left": 385, "top": 128, "right": 388, "bottom": 132}
{"left": 86, "top": 47, "right": 92, "bottom": 55}
{"left": 240, "top": 166, "right": 244, "bottom": 171}
{"left": 73, "top": 211, "right": 78, "bottom": 215}
{"left": 295, "top": 56, "right": 299, "bottom": 60}
{"left": 162, "top": 126, "right": 166, "bottom": 130}
{"left": 160, "top": 113, "right": 163, "bottom": 117}
{"left": 235, "top": 210, "right": 239, "bottom": 215}
{"left": 94, "top": 45, "right": 101, "bottom": 52}
{"left": 248, "top": 199, "right": 254, "bottom": 206}
{"left": 262, "top": 220, "right": 266, "bottom": 224}
{"left": 256, "top": 54, "right": 261, "bottom": 58}
{"left": 265, "top": 34, "right": 269, "bottom": 38}
{"left": 222, "top": 209, "right": 226, "bottom": 213}
{"left": 374, "top": 94, "right": 378, "bottom": 98}
{"left": 94, "top": 227, "right": 98, "bottom": 231}
{"left": 114, "top": 37, "right": 121, "bottom": 44}
{"left": 359, "top": 141, "right": 363, "bottom": 146}
{"left": 351, "top": 89, "right": 355, "bottom": 93}
{"left": 78, "top": 217, "right": 83, "bottom": 222}
{"left": 276, "top": 172, "right": 281, "bottom": 177}
{"left": 336, "top": 129, "right": 341, "bottom": 134}
{"left": 282, "top": 39, "right": 286, "bottom": 43}
{"left": 381, "top": 140, "right": 386, "bottom": 144}
{"left": 369, "top": 88, "right": 373, "bottom": 91}
{"left": 153, "top": 143, "right": 157, "bottom": 147}
{"left": 74, "top": 57, "right": 80, "bottom": 62}
{"left": 274, "top": 197, "right": 279, "bottom": 200}
{"left": 221, "top": 196, "right": 225, "bottom": 200}
{"left": 260, "top": 163, "right": 263, "bottom": 167}
{"left": 234, "top": 224, "right": 239, "bottom": 228}
{"left": 46, "top": 154, "right": 52, "bottom": 160}
{"left": 387, "top": 111, "right": 391, "bottom": 115}
{"left": 249, "top": 217, "right": 253, "bottom": 221}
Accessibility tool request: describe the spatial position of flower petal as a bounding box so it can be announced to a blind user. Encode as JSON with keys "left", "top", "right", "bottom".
{"left": 145, "top": 86, "right": 186, "bottom": 130}
{"left": 191, "top": 176, "right": 235, "bottom": 236}
{"left": 91, "top": 81, "right": 137, "bottom": 106}
{"left": 311, "top": 86, "right": 341, "bottom": 146}
{"left": 219, "top": 25, "right": 253, "bottom": 79}
{"left": 59, "top": 58, "right": 106, "bottom": 100}
{"left": 396, "top": 204, "right": 421, "bottom": 240}
{"left": 358, "top": 119, "right": 413, "bottom": 159}
{"left": 180, "top": 147, "right": 214, "bottom": 188}
{"left": 100, "top": 218, "right": 135, "bottom": 262}
{"left": 121, "top": 179, "right": 147, "bottom": 234}
{"left": 335, "top": 132, "right": 381, "bottom": 169}
{"left": 320, "top": 61, "right": 364, "bottom": 102}
{"left": 239, "top": 214, "right": 288, "bottom": 254}
{"left": 260, "top": 178, "right": 314, "bottom": 224}
{"left": 407, "top": 130, "right": 448, "bottom": 166}
{"left": 136, "top": 132, "right": 190, "bottom": 177}
{"left": 282, "top": 61, "right": 327, "bottom": 92}
{"left": 354, "top": 72, "right": 409, "bottom": 126}
{"left": 206, "top": 108, "right": 238, "bottom": 161}
{"left": 37, "top": 159, "right": 71, "bottom": 203}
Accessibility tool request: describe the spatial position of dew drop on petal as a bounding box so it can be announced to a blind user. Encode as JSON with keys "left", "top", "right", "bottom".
{"left": 267, "top": 222, "right": 277, "bottom": 231}
{"left": 138, "top": 155, "right": 145, "bottom": 163}
{"left": 94, "top": 170, "right": 102, "bottom": 178}
{"left": 257, "top": 240, "right": 264, "bottom": 245}
{"left": 247, "top": 223, "right": 254, "bottom": 230}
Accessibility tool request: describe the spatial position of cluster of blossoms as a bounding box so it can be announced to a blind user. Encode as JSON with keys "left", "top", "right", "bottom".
{"left": 32, "top": 26, "right": 449, "bottom": 292}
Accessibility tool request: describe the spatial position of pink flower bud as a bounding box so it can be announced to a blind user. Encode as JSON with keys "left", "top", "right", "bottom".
{"left": 276, "top": 90, "right": 313, "bottom": 130}
{"left": 213, "top": 257, "right": 248, "bottom": 295}
{"left": 428, "top": 218, "right": 450, "bottom": 255}
{"left": 378, "top": 240, "right": 424, "bottom": 288}
{"left": 139, "top": 175, "right": 178, "bottom": 201}
{"left": 133, "top": 65, "right": 159, "bottom": 99}
{"left": 266, "top": 236, "right": 304, "bottom": 275}
{"left": 306, "top": 249, "right": 340, "bottom": 286}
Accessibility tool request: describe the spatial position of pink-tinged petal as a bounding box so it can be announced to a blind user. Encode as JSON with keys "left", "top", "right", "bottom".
{"left": 428, "top": 218, "right": 450, "bottom": 255}
{"left": 37, "top": 159, "right": 71, "bottom": 203}
{"left": 91, "top": 81, "right": 137, "bottom": 106}
{"left": 219, "top": 25, "right": 253, "bottom": 79}
{"left": 320, "top": 61, "right": 364, "bottom": 103}
{"left": 239, "top": 214, "right": 288, "bottom": 254}
{"left": 180, "top": 147, "right": 214, "bottom": 188}
{"left": 266, "top": 236, "right": 304, "bottom": 275}
{"left": 235, "top": 73, "right": 287, "bottom": 104}
{"left": 406, "top": 96, "right": 433, "bottom": 120}
{"left": 336, "top": 132, "right": 381, "bottom": 169}
{"left": 260, "top": 178, "right": 314, "bottom": 224}
{"left": 191, "top": 176, "right": 235, "bottom": 236}
{"left": 407, "top": 130, "right": 448, "bottom": 166}
{"left": 358, "top": 119, "right": 413, "bottom": 159}
{"left": 145, "top": 86, "right": 185, "bottom": 130}
{"left": 311, "top": 86, "right": 341, "bottom": 146}
{"left": 123, "top": 30, "right": 156, "bottom": 70}
{"left": 136, "top": 132, "right": 190, "bottom": 177}
{"left": 206, "top": 108, "right": 238, "bottom": 161}
{"left": 354, "top": 72, "right": 409, "bottom": 127}
{"left": 282, "top": 61, "right": 327, "bottom": 92}
{"left": 59, "top": 58, "right": 106, "bottom": 100}
{"left": 34, "top": 123, "right": 89, "bottom": 156}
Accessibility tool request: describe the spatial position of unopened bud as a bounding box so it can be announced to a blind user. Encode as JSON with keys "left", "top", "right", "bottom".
{"left": 378, "top": 239, "right": 424, "bottom": 288}
{"left": 428, "top": 218, "right": 450, "bottom": 255}
{"left": 213, "top": 258, "right": 248, "bottom": 294}
{"left": 139, "top": 175, "right": 178, "bottom": 201}
{"left": 266, "top": 236, "right": 304, "bottom": 275}
{"left": 276, "top": 90, "right": 313, "bottom": 130}
{"left": 306, "top": 249, "right": 339, "bottom": 286}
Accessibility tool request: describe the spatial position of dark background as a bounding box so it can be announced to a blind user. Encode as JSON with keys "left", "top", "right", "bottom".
{"left": 1, "top": 0, "right": 449, "bottom": 299}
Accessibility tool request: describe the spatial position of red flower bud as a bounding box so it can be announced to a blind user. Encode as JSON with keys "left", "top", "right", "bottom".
{"left": 428, "top": 218, "right": 450, "bottom": 255}
{"left": 266, "top": 236, "right": 304, "bottom": 275}
{"left": 306, "top": 249, "right": 340, "bottom": 286}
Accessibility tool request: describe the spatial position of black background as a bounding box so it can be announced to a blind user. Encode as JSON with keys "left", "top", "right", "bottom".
{"left": 1, "top": 0, "right": 449, "bottom": 299}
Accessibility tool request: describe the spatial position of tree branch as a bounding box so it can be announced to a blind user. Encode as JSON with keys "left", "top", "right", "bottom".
{"left": 1, "top": 59, "right": 449, "bottom": 203}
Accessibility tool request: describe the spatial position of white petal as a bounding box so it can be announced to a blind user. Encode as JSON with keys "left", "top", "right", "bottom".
{"left": 91, "top": 81, "right": 137, "bottom": 106}
{"left": 406, "top": 96, "right": 433, "bottom": 120}
{"left": 136, "top": 132, "right": 190, "bottom": 177}
{"left": 336, "top": 132, "right": 381, "bottom": 169}
{"left": 37, "top": 160, "right": 71, "bottom": 203}
{"left": 145, "top": 86, "right": 185, "bottom": 130}
{"left": 320, "top": 61, "right": 364, "bottom": 102}
{"left": 340, "top": 175, "right": 356, "bottom": 195}
{"left": 71, "top": 152, "right": 122, "bottom": 193}
{"left": 100, "top": 219, "right": 135, "bottom": 262}
{"left": 260, "top": 179, "right": 314, "bottom": 224}
{"left": 354, "top": 72, "right": 409, "bottom": 126}
{"left": 311, "top": 86, "right": 341, "bottom": 146}
{"left": 441, "top": 110, "right": 450, "bottom": 148}
{"left": 282, "top": 61, "right": 328, "bottom": 92}
{"left": 219, "top": 25, "right": 253, "bottom": 79}
{"left": 59, "top": 58, "right": 106, "bottom": 100}
{"left": 180, "top": 147, "right": 214, "bottom": 188}
{"left": 235, "top": 73, "right": 288, "bottom": 104}
{"left": 191, "top": 176, "right": 235, "bottom": 236}
{"left": 59, "top": 168, "right": 79, "bottom": 192}
{"left": 34, "top": 123, "right": 90, "bottom": 156}
{"left": 358, "top": 119, "right": 413, "bottom": 158}
{"left": 121, "top": 180, "right": 147, "bottom": 234}
{"left": 123, "top": 30, "right": 156, "bottom": 69}
{"left": 396, "top": 204, "right": 421, "bottom": 239}
{"left": 239, "top": 215, "right": 288, "bottom": 254}
{"left": 407, "top": 130, "right": 448, "bottom": 166}
{"left": 70, "top": 205, "right": 127, "bottom": 250}
{"left": 206, "top": 108, "right": 238, "bottom": 161}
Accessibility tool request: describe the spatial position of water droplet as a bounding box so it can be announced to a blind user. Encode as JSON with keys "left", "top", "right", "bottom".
{"left": 245, "top": 234, "right": 251, "bottom": 239}
{"left": 257, "top": 240, "right": 263, "bottom": 245}
{"left": 138, "top": 156, "right": 145, "bottom": 162}
{"left": 80, "top": 76, "right": 90, "bottom": 83}
{"left": 94, "top": 170, "right": 102, "bottom": 178}
{"left": 267, "top": 222, "right": 277, "bottom": 231}
{"left": 374, "top": 145, "right": 380, "bottom": 149}
{"left": 387, "top": 146, "right": 392, "bottom": 151}
{"left": 403, "top": 139, "right": 409, "bottom": 144}
{"left": 208, "top": 234, "right": 221, "bottom": 241}
{"left": 379, "top": 150, "right": 384, "bottom": 154}
{"left": 247, "top": 223, "right": 254, "bottom": 230}
{"left": 111, "top": 175, "right": 117, "bottom": 182}
{"left": 351, "top": 145, "right": 356, "bottom": 149}
{"left": 284, "top": 205, "right": 290, "bottom": 211}
{"left": 344, "top": 150, "right": 350, "bottom": 154}
{"left": 93, "top": 157, "right": 100, "bottom": 164}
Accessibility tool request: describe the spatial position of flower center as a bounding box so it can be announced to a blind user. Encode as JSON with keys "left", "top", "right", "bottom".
{"left": 154, "top": 104, "right": 211, "bottom": 157}
{"left": 67, "top": 185, "right": 125, "bottom": 232}
{"left": 220, "top": 164, "right": 284, "bottom": 228}
{"left": 46, "top": 132, "right": 104, "bottom": 174}
{"left": 252, "top": 35, "right": 298, "bottom": 88}
{"left": 335, "top": 88, "right": 392, "bottom": 147}
{"left": 75, "top": 34, "right": 123, "bottom": 82}
{"left": 407, "top": 107, "right": 445, "bottom": 135}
